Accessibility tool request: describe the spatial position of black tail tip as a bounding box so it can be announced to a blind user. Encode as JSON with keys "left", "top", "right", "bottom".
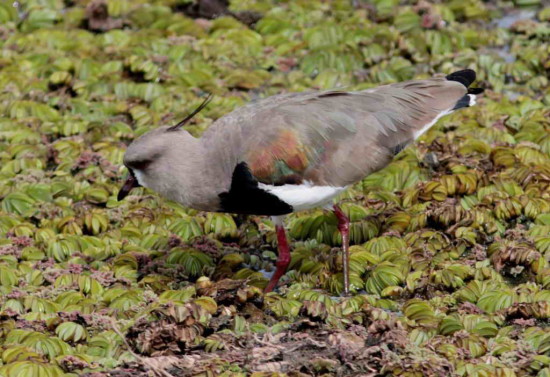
{"left": 446, "top": 69, "right": 477, "bottom": 88}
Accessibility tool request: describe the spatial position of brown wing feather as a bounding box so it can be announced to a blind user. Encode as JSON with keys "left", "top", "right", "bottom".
{"left": 246, "top": 129, "right": 311, "bottom": 185}
{"left": 202, "top": 77, "right": 467, "bottom": 188}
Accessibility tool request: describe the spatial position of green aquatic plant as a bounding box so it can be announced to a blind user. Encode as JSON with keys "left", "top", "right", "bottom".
{"left": 0, "top": 0, "right": 548, "bottom": 375}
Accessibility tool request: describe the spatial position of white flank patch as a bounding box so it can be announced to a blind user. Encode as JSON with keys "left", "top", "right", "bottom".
{"left": 468, "top": 94, "right": 477, "bottom": 106}
{"left": 413, "top": 109, "right": 452, "bottom": 140}
{"left": 259, "top": 181, "right": 347, "bottom": 212}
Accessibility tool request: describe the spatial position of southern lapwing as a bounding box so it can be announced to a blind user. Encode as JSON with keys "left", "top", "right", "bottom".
{"left": 118, "top": 69, "right": 484, "bottom": 294}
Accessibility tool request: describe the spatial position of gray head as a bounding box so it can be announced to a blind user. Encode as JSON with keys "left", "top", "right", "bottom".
{"left": 117, "top": 95, "right": 213, "bottom": 202}
{"left": 117, "top": 126, "right": 201, "bottom": 201}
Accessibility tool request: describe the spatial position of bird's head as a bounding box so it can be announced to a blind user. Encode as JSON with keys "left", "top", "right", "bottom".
{"left": 117, "top": 95, "right": 212, "bottom": 201}
{"left": 118, "top": 126, "right": 175, "bottom": 201}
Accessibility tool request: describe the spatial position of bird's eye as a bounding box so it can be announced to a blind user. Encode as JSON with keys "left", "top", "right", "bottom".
{"left": 129, "top": 159, "right": 152, "bottom": 170}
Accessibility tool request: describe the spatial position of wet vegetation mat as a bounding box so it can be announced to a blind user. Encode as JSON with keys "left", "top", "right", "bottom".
{"left": 0, "top": 0, "right": 549, "bottom": 376}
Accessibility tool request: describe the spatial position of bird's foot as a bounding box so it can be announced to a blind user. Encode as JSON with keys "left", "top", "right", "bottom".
{"left": 333, "top": 204, "right": 350, "bottom": 296}
{"left": 264, "top": 224, "right": 290, "bottom": 293}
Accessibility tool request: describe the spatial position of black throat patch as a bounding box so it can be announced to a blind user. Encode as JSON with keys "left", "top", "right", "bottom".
{"left": 218, "top": 162, "right": 294, "bottom": 216}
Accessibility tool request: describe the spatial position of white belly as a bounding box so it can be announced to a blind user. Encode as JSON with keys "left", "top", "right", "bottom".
{"left": 258, "top": 182, "right": 347, "bottom": 212}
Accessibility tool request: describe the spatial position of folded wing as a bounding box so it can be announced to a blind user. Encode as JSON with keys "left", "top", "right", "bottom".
{"left": 204, "top": 73, "right": 474, "bottom": 188}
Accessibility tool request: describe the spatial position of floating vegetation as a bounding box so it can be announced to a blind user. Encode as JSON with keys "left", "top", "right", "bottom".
{"left": 0, "top": 0, "right": 549, "bottom": 376}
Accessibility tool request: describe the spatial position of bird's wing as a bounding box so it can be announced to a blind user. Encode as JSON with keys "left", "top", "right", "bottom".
{"left": 205, "top": 76, "right": 467, "bottom": 187}
{"left": 241, "top": 91, "right": 359, "bottom": 185}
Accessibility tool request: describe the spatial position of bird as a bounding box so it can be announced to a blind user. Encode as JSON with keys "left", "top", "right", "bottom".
{"left": 118, "top": 69, "right": 484, "bottom": 294}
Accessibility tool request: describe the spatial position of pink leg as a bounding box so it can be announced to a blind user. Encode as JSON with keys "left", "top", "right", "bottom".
{"left": 333, "top": 204, "right": 350, "bottom": 295}
{"left": 265, "top": 224, "right": 291, "bottom": 293}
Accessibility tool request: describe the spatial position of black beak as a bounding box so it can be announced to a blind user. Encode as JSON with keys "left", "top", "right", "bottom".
{"left": 117, "top": 171, "right": 141, "bottom": 201}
